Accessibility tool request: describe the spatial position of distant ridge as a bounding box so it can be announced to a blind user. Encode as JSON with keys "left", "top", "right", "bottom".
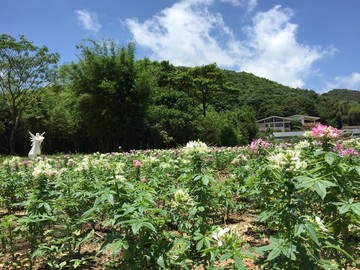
{"left": 323, "top": 89, "right": 360, "bottom": 103}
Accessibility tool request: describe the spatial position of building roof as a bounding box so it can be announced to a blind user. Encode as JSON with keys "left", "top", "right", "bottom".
{"left": 258, "top": 114, "right": 320, "bottom": 122}
{"left": 287, "top": 115, "right": 320, "bottom": 121}
{"left": 273, "top": 131, "right": 305, "bottom": 137}
{"left": 257, "top": 116, "right": 292, "bottom": 122}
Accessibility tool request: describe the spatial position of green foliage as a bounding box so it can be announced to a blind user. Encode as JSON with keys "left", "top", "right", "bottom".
{"left": 324, "top": 89, "right": 360, "bottom": 103}
{"left": 0, "top": 34, "right": 59, "bottom": 155}
{"left": 244, "top": 135, "right": 360, "bottom": 269}
{"left": 0, "top": 136, "right": 359, "bottom": 269}
{"left": 61, "top": 40, "right": 150, "bottom": 152}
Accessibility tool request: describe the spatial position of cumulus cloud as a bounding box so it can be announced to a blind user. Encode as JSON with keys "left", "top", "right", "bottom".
{"left": 220, "top": 0, "right": 257, "bottom": 13}
{"left": 126, "top": 0, "right": 236, "bottom": 67}
{"left": 241, "top": 5, "right": 334, "bottom": 88}
{"left": 126, "top": 0, "right": 332, "bottom": 88}
{"left": 326, "top": 72, "right": 360, "bottom": 91}
{"left": 75, "top": 9, "right": 101, "bottom": 34}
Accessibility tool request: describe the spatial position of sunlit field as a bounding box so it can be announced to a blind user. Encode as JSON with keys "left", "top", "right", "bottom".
{"left": 0, "top": 125, "right": 359, "bottom": 269}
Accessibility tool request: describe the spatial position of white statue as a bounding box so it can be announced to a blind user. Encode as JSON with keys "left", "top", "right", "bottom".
{"left": 28, "top": 132, "right": 45, "bottom": 159}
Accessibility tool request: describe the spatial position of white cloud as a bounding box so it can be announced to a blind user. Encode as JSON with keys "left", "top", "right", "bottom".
{"left": 126, "top": 1, "right": 332, "bottom": 88}
{"left": 220, "top": 0, "right": 257, "bottom": 13}
{"left": 75, "top": 9, "right": 101, "bottom": 34}
{"left": 326, "top": 72, "right": 360, "bottom": 91}
{"left": 241, "top": 5, "right": 333, "bottom": 88}
{"left": 126, "top": 0, "right": 236, "bottom": 67}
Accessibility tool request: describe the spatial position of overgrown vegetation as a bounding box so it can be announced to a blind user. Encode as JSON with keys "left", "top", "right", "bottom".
{"left": 0, "top": 129, "right": 359, "bottom": 269}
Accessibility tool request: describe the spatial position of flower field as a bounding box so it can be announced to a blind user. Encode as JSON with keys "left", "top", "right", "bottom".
{"left": 0, "top": 126, "right": 359, "bottom": 269}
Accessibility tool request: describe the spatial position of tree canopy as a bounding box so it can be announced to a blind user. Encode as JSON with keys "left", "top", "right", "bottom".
{"left": 0, "top": 34, "right": 59, "bottom": 154}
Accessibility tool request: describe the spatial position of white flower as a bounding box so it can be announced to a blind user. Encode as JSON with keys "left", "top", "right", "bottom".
{"left": 295, "top": 140, "right": 310, "bottom": 149}
{"left": 32, "top": 160, "right": 62, "bottom": 178}
{"left": 268, "top": 152, "right": 287, "bottom": 168}
{"left": 174, "top": 189, "right": 190, "bottom": 204}
{"left": 315, "top": 216, "right": 328, "bottom": 232}
{"left": 160, "top": 162, "right": 171, "bottom": 169}
{"left": 115, "top": 174, "right": 126, "bottom": 181}
{"left": 182, "top": 140, "right": 208, "bottom": 155}
{"left": 212, "top": 227, "right": 230, "bottom": 247}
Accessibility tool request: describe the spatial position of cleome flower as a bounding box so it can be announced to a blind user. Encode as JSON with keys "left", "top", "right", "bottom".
{"left": 294, "top": 140, "right": 310, "bottom": 149}
{"left": 314, "top": 216, "right": 328, "bottom": 232}
{"left": 268, "top": 152, "right": 288, "bottom": 168}
{"left": 212, "top": 227, "right": 231, "bottom": 247}
{"left": 332, "top": 143, "right": 359, "bottom": 157}
{"left": 268, "top": 149, "right": 307, "bottom": 172}
{"left": 182, "top": 140, "right": 209, "bottom": 155}
{"left": 249, "top": 138, "right": 271, "bottom": 154}
{"left": 340, "top": 148, "right": 358, "bottom": 157}
{"left": 32, "top": 159, "right": 65, "bottom": 178}
{"left": 305, "top": 124, "right": 340, "bottom": 139}
{"left": 174, "top": 189, "right": 191, "bottom": 205}
{"left": 133, "top": 159, "right": 142, "bottom": 168}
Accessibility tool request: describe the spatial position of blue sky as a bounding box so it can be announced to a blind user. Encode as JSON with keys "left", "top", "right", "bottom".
{"left": 1, "top": 0, "right": 360, "bottom": 93}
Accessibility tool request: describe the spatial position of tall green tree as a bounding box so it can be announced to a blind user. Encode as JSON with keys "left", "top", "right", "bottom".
{"left": 63, "top": 40, "right": 150, "bottom": 152}
{"left": 188, "top": 63, "right": 225, "bottom": 116}
{"left": 0, "top": 34, "right": 59, "bottom": 154}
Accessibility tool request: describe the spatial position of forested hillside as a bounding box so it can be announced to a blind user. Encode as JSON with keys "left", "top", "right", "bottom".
{"left": 1, "top": 37, "right": 360, "bottom": 155}
{"left": 323, "top": 89, "right": 360, "bottom": 103}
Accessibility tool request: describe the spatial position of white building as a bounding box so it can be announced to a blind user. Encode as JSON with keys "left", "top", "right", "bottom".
{"left": 257, "top": 115, "right": 320, "bottom": 132}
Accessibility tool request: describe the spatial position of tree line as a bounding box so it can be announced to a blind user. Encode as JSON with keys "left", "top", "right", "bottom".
{"left": 1, "top": 34, "right": 359, "bottom": 155}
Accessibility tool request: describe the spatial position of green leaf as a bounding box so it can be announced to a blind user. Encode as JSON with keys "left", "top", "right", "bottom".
{"left": 339, "top": 204, "right": 351, "bottom": 214}
{"left": 282, "top": 243, "right": 297, "bottom": 260}
{"left": 202, "top": 175, "right": 209, "bottom": 185}
{"left": 204, "top": 237, "right": 211, "bottom": 248}
{"left": 314, "top": 181, "right": 327, "bottom": 200}
{"left": 295, "top": 176, "right": 336, "bottom": 200}
{"left": 157, "top": 255, "right": 166, "bottom": 268}
{"left": 219, "top": 253, "right": 232, "bottom": 261}
{"left": 59, "top": 261, "right": 67, "bottom": 268}
{"left": 295, "top": 176, "right": 316, "bottom": 189}
{"left": 131, "top": 222, "right": 143, "bottom": 235}
{"left": 304, "top": 223, "right": 319, "bottom": 245}
{"left": 318, "top": 259, "right": 340, "bottom": 270}
{"left": 294, "top": 223, "right": 304, "bottom": 237}
{"left": 324, "top": 153, "right": 335, "bottom": 165}
{"left": 143, "top": 222, "right": 157, "bottom": 233}
{"left": 196, "top": 239, "right": 204, "bottom": 251}
{"left": 122, "top": 204, "right": 136, "bottom": 216}
{"left": 234, "top": 254, "right": 246, "bottom": 270}
{"left": 350, "top": 203, "right": 360, "bottom": 216}
{"left": 109, "top": 240, "right": 125, "bottom": 256}
{"left": 266, "top": 247, "right": 282, "bottom": 261}
{"left": 105, "top": 193, "right": 114, "bottom": 205}
{"left": 355, "top": 166, "right": 360, "bottom": 176}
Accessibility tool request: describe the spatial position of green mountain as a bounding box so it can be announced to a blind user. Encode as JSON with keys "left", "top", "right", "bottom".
{"left": 322, "top": 89, "right": 360, "bottom": 103}
{"left": 221, "top": 70, "right": 360, "bottom": 127}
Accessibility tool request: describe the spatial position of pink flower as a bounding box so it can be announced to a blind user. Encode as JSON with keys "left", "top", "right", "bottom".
{"left": 206, "top": 156, "right": 214, "bottom": 162}
{"left": 133, "top": 160, "right": 142, "bottom": 167}
{"left": 340, "top": 148, "right": 358, "bottom": 157}
{"left": 308, "top": 124, "right": 340, "bottom": 139}
{"left": 309, "top": 124, "right": 327, "bottom": 138}
{"left": 249, "top": 138, "right": 271, "bottom": 154}
{"left": 140, "top": 177, "right": 147, "bottom": 183}
{"left": 333, "top": 143, "right": 343, "bottom": 152}
{"left": 327, "top": 126, "right": 340, "bottom": 138}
